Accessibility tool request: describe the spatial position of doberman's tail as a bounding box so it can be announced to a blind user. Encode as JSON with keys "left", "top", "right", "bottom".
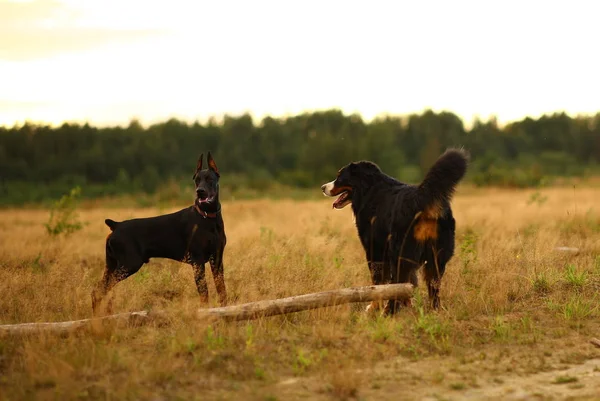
{"left": 105, "top": 219, "right": 119, "bottom": 231}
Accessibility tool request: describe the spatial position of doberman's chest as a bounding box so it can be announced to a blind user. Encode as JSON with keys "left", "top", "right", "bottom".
{"left": 186, "top": 220, "right": 225, "bottom": 253}
{"left": 189, "top": 230, "right": 220, "bottom": 250}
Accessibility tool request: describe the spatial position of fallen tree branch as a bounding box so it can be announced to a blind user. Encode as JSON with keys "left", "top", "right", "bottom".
{"left": 590, "top": 338, "right": 600, "bottom": 348}
{"left": 195, "top": 283, "right": 414, "bottom": 321}
{"left": 554, "top": 246, "right": 580, "bottom": 254}
{"left": 0, "top": 283, "right": 413, "bottom": 336}
{"left": 0, "top": 311, "right": 162, "bottom": 336}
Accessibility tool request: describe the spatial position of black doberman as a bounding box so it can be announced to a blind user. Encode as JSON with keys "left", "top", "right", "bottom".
{"left": 91, "top": 152, "right": 227, "bottom": 314}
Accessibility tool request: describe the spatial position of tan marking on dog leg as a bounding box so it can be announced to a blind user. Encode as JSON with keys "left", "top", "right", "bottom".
{"left": 365, "top": 300, "right": 386, "bottom": 314}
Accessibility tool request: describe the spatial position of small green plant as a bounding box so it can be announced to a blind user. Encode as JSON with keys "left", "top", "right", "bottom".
{"left": 449, "top": 382, "right": 466, "bottom": 390}
{"left": 368, "top": 314, "right": 400, "bottom": 343}
{"left": 254, "top": 366, "right": 266, "bottom": 380}
{"left": 30, "top": 252, "right": 46, "bottom": 274}
{"left": 562, "top": 295, "right": 594, "bottom": 321}
{"left": 527, "top": 191, "right": 548, "bottom": 206}
{"left": 44, "top": 186, "right": 85, "bottom": 236}
{"left": 491, "top": 316, "right": 511, "bottom": 341}
{"left": 245, "top": 323, "right": 255, "bottom": 352}
{"left": 259, "top": 226, "right": 274, "bottom": 243}
{"left": 293, "top": 349, "right": 312, "bottom": 374}
{"left": 552, "top": 376, "right": 578, "bottom": 384}
{"left": 204, "top": 326, "right": 225, "bottom": 351}
{"left": 333, "top": 254, "right": 343, "bottom": 269}
{"left": 267, "top": 254, "right": 281, "bottom": 269}
{"left": 291, "top": 348, "right": 326, "bottom": 375}
{"left": 413, "top": 295, "right": 450, "bottom": 348}
{"left": 564, "top": 264, "right": 587, "bottom": 289}
{"left": 184, "top": 338, "right": 198, "bottom": 354}
{"left": 519, "top": 315, "right": 533, "bottom": 333}
{"left": 522, "top": 223, "right": 539, "bottom": 239}
{"left": 134, "top": 269, "right": 150, "bottom": 283}
{"left": 459, "top": 230, "right": 478, "bottom": 276}
{"left": 532, "top": 271, "right": 551, "bottom": 294}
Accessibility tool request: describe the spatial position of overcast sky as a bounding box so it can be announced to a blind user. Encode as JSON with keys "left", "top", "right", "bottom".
{"left": 1, "top": 0, "right": 598, "bottom": 127}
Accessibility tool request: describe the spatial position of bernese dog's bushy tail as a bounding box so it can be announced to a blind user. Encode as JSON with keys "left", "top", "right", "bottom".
{"left": 418, "top": 148, "right": 469, "bottom": 217}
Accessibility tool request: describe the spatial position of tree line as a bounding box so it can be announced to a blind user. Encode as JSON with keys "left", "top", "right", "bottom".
{"left": 1, "top": 109, "right": 599, "bottom": 205}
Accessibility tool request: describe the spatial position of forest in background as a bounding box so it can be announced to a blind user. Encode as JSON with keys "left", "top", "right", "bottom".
{"left": 1, "top": 109, "right": 599, "bottom": 205}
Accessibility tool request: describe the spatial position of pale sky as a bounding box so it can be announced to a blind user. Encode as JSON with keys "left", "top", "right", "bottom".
{"left": 1, "top": 0, "right": 598, "bottom": 127}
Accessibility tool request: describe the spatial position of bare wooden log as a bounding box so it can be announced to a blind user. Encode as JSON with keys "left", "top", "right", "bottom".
{"left": 0, "top": 283, "right": 413, "bottom": 335}
{"left": 590, "top": 338, "right": 600, "bottom": 348}
{"left": 196, "top": 283, "right": 414, "bottom": 321}
{"left": 555, "top": 246, "right": 580, "bottom": 254}
{"left": 0, "top": 311, "right": 162, "bottom": 336}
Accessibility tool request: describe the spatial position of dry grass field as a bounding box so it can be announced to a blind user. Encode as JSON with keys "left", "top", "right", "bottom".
{"left": 1, "top": 185, "right": 600, "bottom": 400}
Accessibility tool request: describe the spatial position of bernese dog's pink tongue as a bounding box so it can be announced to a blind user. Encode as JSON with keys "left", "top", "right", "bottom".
{"left": 333, "top": 192, "right": 347, "bottom": 209}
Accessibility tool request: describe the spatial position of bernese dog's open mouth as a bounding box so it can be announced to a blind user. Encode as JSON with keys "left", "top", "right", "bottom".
{"left": 332, "top": 190, "right": 352, "bottom": 209}
{"left": 322, "top": 181, "right": 353, "bottom": 209}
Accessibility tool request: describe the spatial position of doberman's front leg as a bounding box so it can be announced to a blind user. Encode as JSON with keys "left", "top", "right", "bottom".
{"left": 191, "top": 262, "right": 209, "bottom": 304}
{"left": 209, "top": 251, "right": 227, "bottom": 306}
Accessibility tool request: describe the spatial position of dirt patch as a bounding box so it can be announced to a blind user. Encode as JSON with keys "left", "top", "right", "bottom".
{"left": 367, "top": 357, "right": 600, "bottom": 401}
{"left": 270, "top": 354, "right": 600, "bottom": 401}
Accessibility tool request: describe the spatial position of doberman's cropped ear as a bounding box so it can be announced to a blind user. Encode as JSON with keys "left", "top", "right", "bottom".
{"left": 197, "top": 154, "right": 204, "bottom": 171}
{"left": 207, "top": 151, "right": 219, "bottom": 175}
{"left": 194, "top": 154, "right": 204, "bottom": 178}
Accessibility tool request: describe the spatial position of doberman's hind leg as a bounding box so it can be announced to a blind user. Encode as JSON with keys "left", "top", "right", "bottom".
{"left": 91, "top": 264, "right": 138, "bottom": 315}
{"left": 92, "top": 244, "right": 143, "bottom": 315}
{"left": 209, "top": 254, "right": 227, "bottom": 306}
{"left": 91, "top": 268, "right": 112, "bottom": 315}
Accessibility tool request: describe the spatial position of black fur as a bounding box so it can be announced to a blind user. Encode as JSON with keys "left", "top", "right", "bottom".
{"left": 418, "top": 149, "right": 469, "bottom": 210}
{"left": 91, "top": 152, "right": 227, "bottom": 314}
{"left": 322, "top": 148, "right": 469, "bottom": 313}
